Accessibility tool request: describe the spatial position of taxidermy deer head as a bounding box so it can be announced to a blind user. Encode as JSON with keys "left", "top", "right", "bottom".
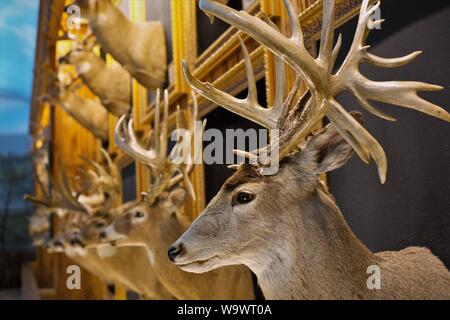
{"left": 169, "top": 0, "right": 450, "bottom": 299}
{"left": 59, "top": 33, "right": 132, "bottom": 116}
{"left": 70, "top": 0, "right": 167, "bottom": 89}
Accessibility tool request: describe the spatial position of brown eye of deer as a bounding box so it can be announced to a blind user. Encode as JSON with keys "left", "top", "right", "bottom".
{"left": 135, "top": 211, "right": 145, "bottom": 218}
{"left": 96, "top": 222, "right": 104, "bottom": 228}
{"left": 235, "top": 192, "right": 255, "bottom": 205}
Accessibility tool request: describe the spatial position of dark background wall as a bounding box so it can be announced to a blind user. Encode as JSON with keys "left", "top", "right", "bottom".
{"left": 121, "top": 163, "right": 136, "bottom": 202}
{"left": 196, "top": 0, "right": 243, "bottom": 55}
{"left": 329, "top": 0, "right": 450, "bottom": 267}
{"left": 203, "top": 79, "right": 266, "bottom": 203}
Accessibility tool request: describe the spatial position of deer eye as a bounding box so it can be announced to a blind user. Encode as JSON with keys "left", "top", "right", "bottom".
{"left": 95, "top": 222, "right": 104, "bottom": 229}
{"left": 234, "top": 191, "right": 255, "bottom": 205}
{"left": 134, "top": 211, "right": 145, "bottom": 218}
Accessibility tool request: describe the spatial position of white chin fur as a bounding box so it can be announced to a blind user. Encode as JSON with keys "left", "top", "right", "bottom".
{"left": 104, "top": 224, "right": 125, "bottom": 242}
{"left": 78, "top": 193, "right": 105, "bottom": 206}
{"left": 146, "top": 247, "right": 155, "bottom": 265}
{"left": 74, "top": 247, "right": 87, "bottom": 256}
{"left": 65, "top": 246, "right": 77, "bottom": 257}
{"left": 77, "top": 62, "right": 91, "bottom": 74}
{"left": 96, "top": 244, "right": 117, "bottom": 258}
{"left": 178, "top": 256, "right": 223, "bottom": 274}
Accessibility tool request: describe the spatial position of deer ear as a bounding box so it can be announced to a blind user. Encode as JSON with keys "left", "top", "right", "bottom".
{"left": 168, "top": 188, "right": 187, "bottom": 209}
{"left": 307, "top": 112, "right": 363, "bottom": 174}
{"left": 168, "top": 188, "right": 191, "bottom": 227}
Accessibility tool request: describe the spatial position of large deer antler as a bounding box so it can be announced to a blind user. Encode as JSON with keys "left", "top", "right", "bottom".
{"left": 24, "top": 166, "right": 85, "bottom": 212}
{"left": 77, "top": 148, "right": 122, "bottom": 209}
{"left": 115, "top": 89, "right": 203, "bottom": 203}
{"left": 185, "top": 0, "right": 450, "bottom": 183}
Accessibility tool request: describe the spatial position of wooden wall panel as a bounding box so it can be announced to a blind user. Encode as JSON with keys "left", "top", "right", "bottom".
{"left": 48, "top": 40, "right": 106, "bottom": 300}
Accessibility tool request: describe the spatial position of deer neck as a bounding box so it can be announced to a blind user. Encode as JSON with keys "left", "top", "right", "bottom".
{"left": 143, "top": 209, "right": 217, "bottom": 299}
{"left": 145, "top": 211, "right": 186, "bottom": 253}
{"left": 253, "top": 188, "right": 377, "bottom": 299}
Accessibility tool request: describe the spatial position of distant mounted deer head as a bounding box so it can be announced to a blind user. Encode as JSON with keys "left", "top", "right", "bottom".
{"left": 24, "top": 164, "right": 86, "bottom": 216}
{"left": 70, "top": 0, "right": 167, "bottom": 89}
{"left": 74, "top": 148, "right": 122, "bottom": 212}
{"left": 169, "top": 0, "right": 450, "bottom": 299}
{"left": 31, "top": 154, "right": 174, "bottom": 299}
{"left": 59, "top": 33, "right": 132, "bottom": 116}
{"left": 39, "top": 72, "right": 109, "bottom": 140}
{"left": 100, "top": 91, "right": 254, "bottom": 299}
{"left": 105, "top": 90, "right": 202, "bottom": 249}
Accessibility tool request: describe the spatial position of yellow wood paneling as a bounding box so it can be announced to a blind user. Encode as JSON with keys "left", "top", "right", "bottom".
{"left": 49, "top": 39, "right": 105, "bottom": 300}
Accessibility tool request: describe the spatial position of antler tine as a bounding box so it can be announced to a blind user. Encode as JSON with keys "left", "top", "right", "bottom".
{"left": 167, "top": 106, "right": 196, "bottom": 200}
{"left": 25, "top": 171, "right": 52, "bottom": 207}
{"left": 117, "top": 91, "right": 200, "bottom": 203}
{"left": 198, "top": 0, "right": 319, "bottom": 87}
{"left": 33, "top": 169, "right": 50, "bottom": 202}
{"left": 168, "top": 106, "right": 183, "bottom": 167}
{"left": 115, "top": 91, "right": 172, "bottom": 175}
{"left": 59, "top": 167, "right": 85, "bottom": 211}
{"left": 330, "top": 33, "right": 342, "bottom": 74}
{"left": 241, "top": 38, "right": 259, "bottom": 112}
{"left": 318, "top": 0, "right": 336, "bottom": 69}
{"left": 154, "top": 89, "right": 161, "bottom": 152}
{"left": 182, "top": 39, "right": 279, "bottom": 129}
{"left": 326, "top": 99, "right": 387, "bottom": 182}
{"left": 166, "top": 97, "right": 203, "bottom": 200}
{"left": 335, "top": 0, "right": 449, "bottom": 122}
{"left": 192, "top": 92, "right": 207, "bottom": 165}
{"left": 260, "top": 13, "right": 288, "bottom": 114}
{"left": 283, "top": 0, "right": 303, "bottom": 42}
{"left": 158, "top": 89, "right": 170, "bottom": 167}
{"left": 23, "top": 194, "right": 53, "bottom": 207}
{"left": 26, "top": 167, "right": 82, "bottom": 211}
{"left": 99, "top": 148, "right": 120, "bottom": 185}
{"left": 114, "top": 115, "right": 136, "bottom": 158}
{"left": 272, "top": 51, "right": 288, "bottom": 112}
{"left": 79, "top": 156, "right": 102, "bottom": 178}
{"left": 191, "top": 90, "right": 199, "bottom": 133}
{"left": 115, "top": 115, "right": 164, "bottom": 171}
{"left": 196, "top": 0, "right": 449, "bottom": 183}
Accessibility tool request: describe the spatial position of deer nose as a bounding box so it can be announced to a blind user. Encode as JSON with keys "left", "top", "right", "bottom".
{"left": 168, "top": 243, "right": 184, "bottom": 262}
{"left": 99, "top": 231, "right": 106, "bottom": 241}
{"left": 71, "top": 237, "right": 84, "bottom": 248}
{"left": 54, "top": 240, "right": 63, "bottom": 248}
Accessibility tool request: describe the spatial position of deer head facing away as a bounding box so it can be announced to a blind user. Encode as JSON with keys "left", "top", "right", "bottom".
{"left": 169, "top": 0, "right": 450, "bottom": 299}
